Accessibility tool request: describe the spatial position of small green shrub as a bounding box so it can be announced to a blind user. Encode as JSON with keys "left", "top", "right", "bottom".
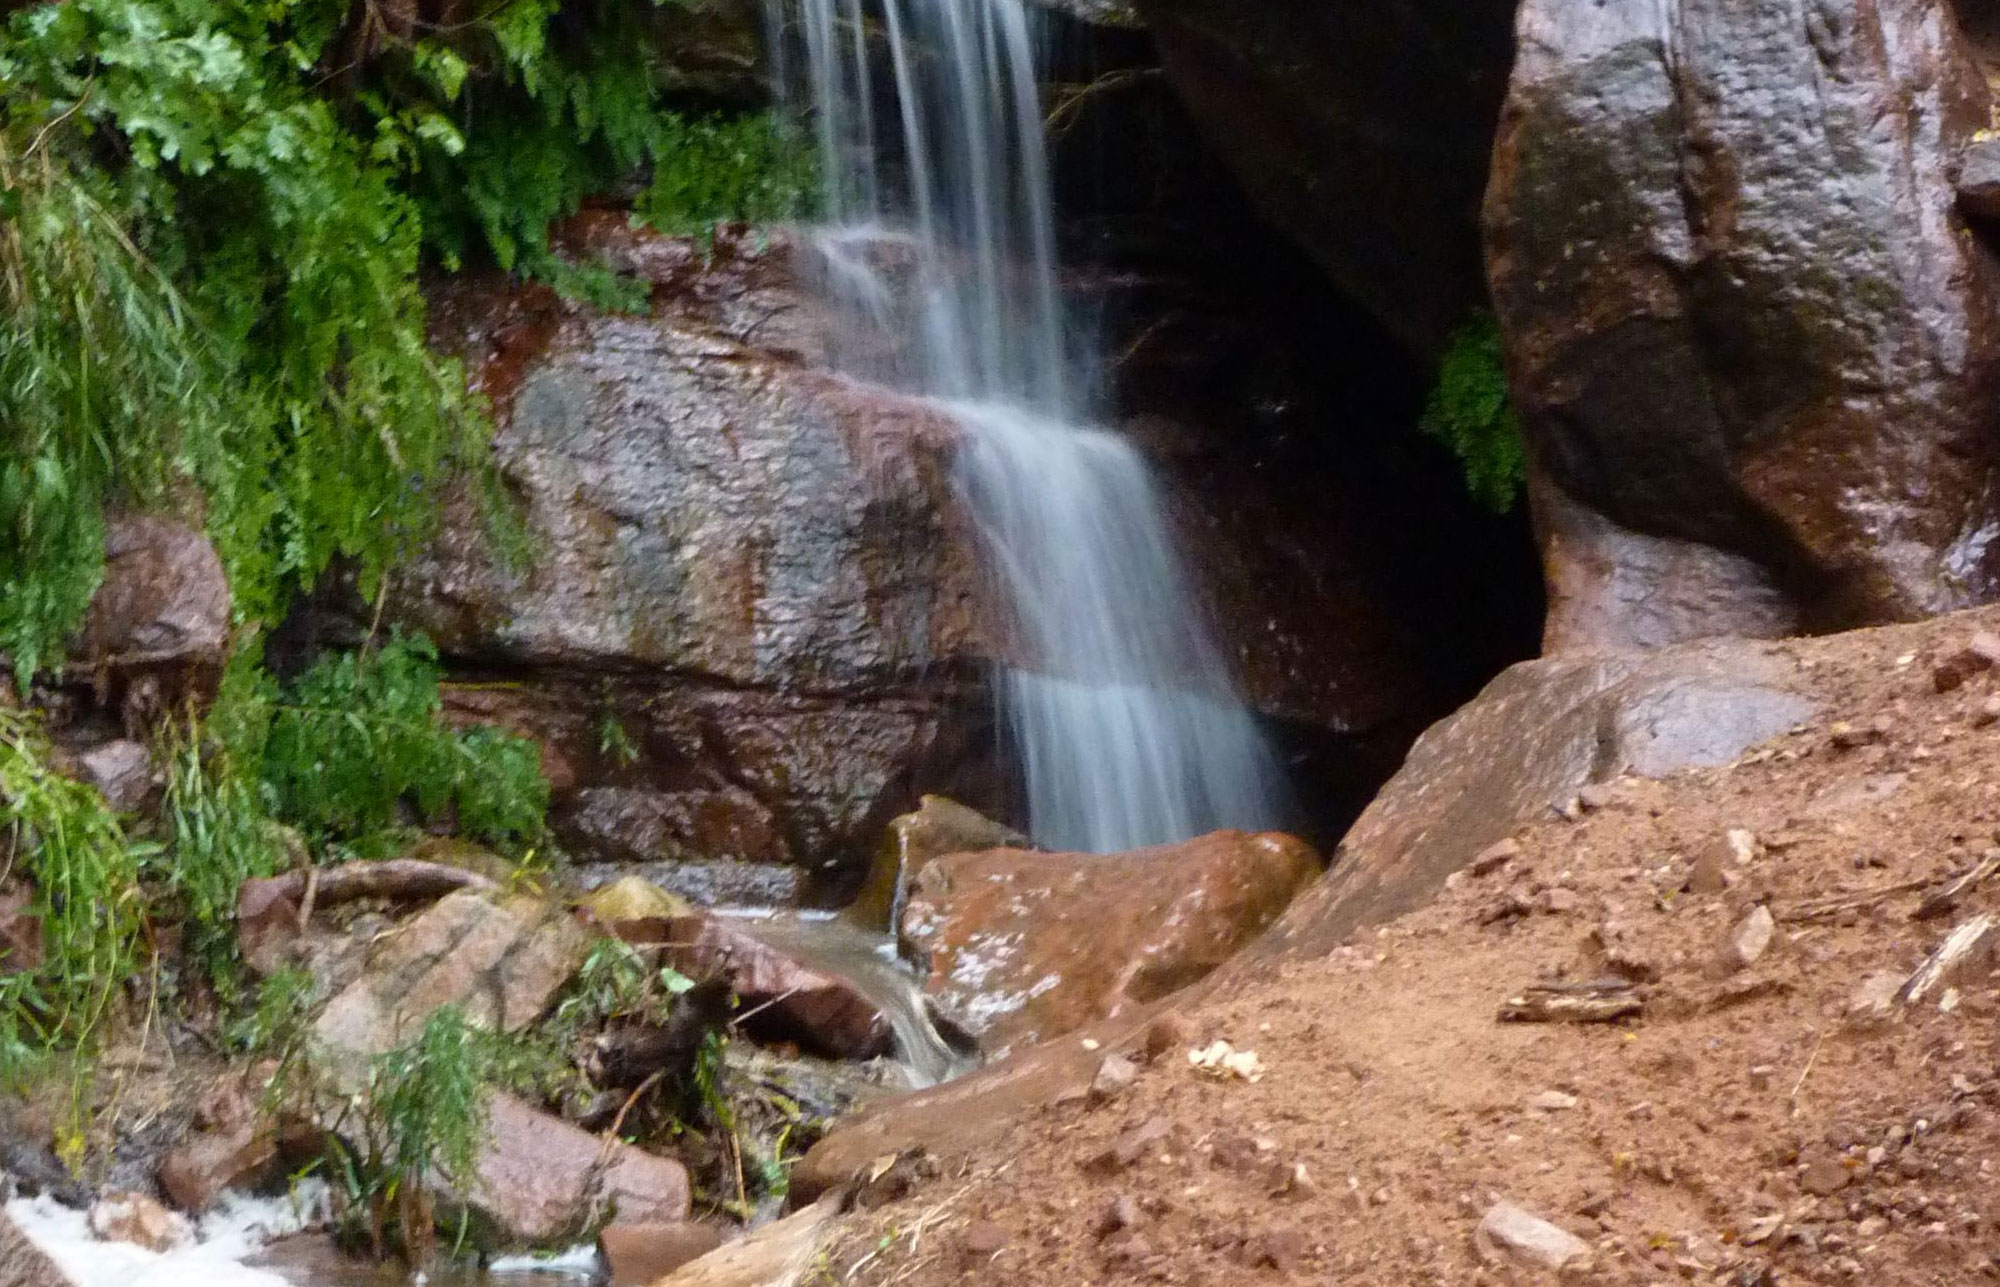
{"left": 0, "top": 709, "right": 152, "bottom": 1079}
{"left": 325, "top": 1006, "right": 496, "bottom": 1261}
{"left": 261, "top": 634, "right": 549, "bottom": 850}
{"left": 1420, "top": 312, "right": 1526, "bottom": 513}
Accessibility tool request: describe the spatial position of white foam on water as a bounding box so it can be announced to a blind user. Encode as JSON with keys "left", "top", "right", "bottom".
{"left": 484, "top": 1246, "right": 600, "bottom": 1278}
{"left": 9, "top": 1183, "right": 332, "bottom": 1287}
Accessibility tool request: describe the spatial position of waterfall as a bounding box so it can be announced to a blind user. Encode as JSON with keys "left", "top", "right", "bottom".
{"left": 769, "top": 0, "right": 1286, "bottom": 852}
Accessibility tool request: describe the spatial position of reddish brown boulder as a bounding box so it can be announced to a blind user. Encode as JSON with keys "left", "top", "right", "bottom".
{"left": 159, "top": 1124, "right": 276, "bottom": 1214}
{"left": 900, "top": 830, "right": 1321, "bottom": 1054}
{"left": 1487, "top": 0, "right": 2000, "bottom": 646}
{"left": 312, "top": 891, "right": 588, "bottom": 1068}
{"left": 656, "top": 915, "right": 892, "bottom": 1060}
{"left": 599, "top": 1222, "right": 727, "bottom": 1287}
{"left": 73, "top": 515, "right": 230, "bottom": 670}
{"left": 456, "top": 1091, "right": 690, "bottom": 1249}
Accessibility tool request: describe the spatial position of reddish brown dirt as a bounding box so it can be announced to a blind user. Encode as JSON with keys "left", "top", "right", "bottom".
{"left": 828, "top": 608, "right": 2000, "bottom": 1285}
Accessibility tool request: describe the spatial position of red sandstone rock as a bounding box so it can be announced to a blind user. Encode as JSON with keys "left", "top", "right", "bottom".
{"left": 900, "top": 830, "right": 1321, "bottom": 1054}
{"left": 598, "top": 1221, "right": 727, "bottom": 1287}
{"left": 457, "top": 1092, "right": 690, "bottom": 1248}
{"left": 659, "top": 915, "right": 892, "bottom": 1061}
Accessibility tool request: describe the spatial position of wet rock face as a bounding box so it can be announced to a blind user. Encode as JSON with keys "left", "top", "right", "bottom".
{"left": 1487, "top": 0, "right": 2000, "bottom": 646}
{"left": 403, "top": 217, "right": 994, "bottom": 892}
{"left": 900, "top": 830, "right": 1321, "bottom": 1054}
{"left": 399, "top": 215, "right": 1433, "bottom": 889}
{"left": 1130, "top": 0, "right": 1517, "bottom": 354}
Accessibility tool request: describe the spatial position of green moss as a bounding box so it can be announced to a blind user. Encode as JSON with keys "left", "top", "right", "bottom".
{"left": 1420, "top": 312, "right": 1527, "bottom": 513}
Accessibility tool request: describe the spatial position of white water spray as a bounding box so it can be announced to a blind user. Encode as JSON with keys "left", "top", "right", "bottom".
{"left": 769, "top": 0, "right": 1285, "bottom": 851}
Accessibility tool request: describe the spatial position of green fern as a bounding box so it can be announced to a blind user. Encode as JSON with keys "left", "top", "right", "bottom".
{"left": 261, "top": 633, "right": 549, "bottom": 850}
{"left": 1420, "top": 312, "right": 1527, "bottom": 514}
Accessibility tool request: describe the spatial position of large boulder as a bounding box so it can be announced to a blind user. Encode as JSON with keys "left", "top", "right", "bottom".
{"left": 454, "top": 1091, "right": 690, "bottom": 1249}
{"left": 312, "top": 890, "right": 589, "bottom": 1066}
{"left": 900, "top": 830, "right": 1321, "bottom": 1055}
{"left": 1486, "top": 0, "right": 2000, "bottom": 649}
{"left": 1249, "top": 635, "right": 1816, "bottom": 960}
{"left": 1129, "top": 0, "right": 1518, "bottom": 354}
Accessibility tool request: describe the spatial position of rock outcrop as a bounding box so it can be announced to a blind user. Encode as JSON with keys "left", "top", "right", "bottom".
{"left": 1487, "top": 0, "right": 2000, "bottom": 649}
{"left": 404, "top": 217, "right": 989, "bottom": 896}
{"left": 1129, "top": 0, "right": 1518, "bottom": 354}
{"left": 396, "top": 215, "right": 1440, "bottom": 890}
{"left": 900, "top": 830, "right": 1321, "bottom": 1053}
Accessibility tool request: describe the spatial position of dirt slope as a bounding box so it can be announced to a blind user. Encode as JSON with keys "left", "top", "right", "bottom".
{"left": 829, "top": 607, "right": 2000, "bottom": 1285}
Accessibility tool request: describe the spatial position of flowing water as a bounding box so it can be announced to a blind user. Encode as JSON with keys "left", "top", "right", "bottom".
{"left": 771, "top": 0, "right": 1287, "bottom": 851}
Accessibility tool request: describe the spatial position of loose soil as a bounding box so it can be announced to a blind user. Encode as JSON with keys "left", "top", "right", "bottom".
{"left": 830, "top": 608, "right": 2000, "bottom": 1285}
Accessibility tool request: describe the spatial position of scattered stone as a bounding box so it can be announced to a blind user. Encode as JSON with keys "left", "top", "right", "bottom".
{"left": 960, "top": 1219, "right": 1009, "bottom": 1259}
{"left": 1576, "top": 783, "right": 1618, "bottom": 812}
{"left": 1848, "top": 971, "right": 1906, "bottom": 1026}
{"left": 1240, "top": 1226, "right": 1307, "bottom": 1271}
{"left": 580, "top": 877, "right": 695, "bottom": 929}
{"left": 1931, "top": 632, "right": 2000, "bottom": 691}
{"left": 1538, "top": 887, "right": 1582, "bottom": 915}
{"left": 1829, "top": 720, "right": 1888, "bottom": 750}
{"left": 1188, "top": 1040, "right": 1265, "bottom": 1082}
{"left": 159, "top": 1117, "right": 277, "bottom": 1213}
{"left": 1470, "top": 838, "right": 1521, "bottom": 876}
{"left": 1729, "top": 905, "right": 1777, "bottom": 970}
{"left": 1687, "top": 846, "right": 1730, "bottom": 895}
{"left": 1141, "top": 1011, "right": 1194, "bottom": 1062}
{"left": 1499, "top": 979, "right": 1645, "bottom": 1024}
{"left": 1916, "top": 851, "right": 2000, "bottom": 921}
{"left": 1275, "top": 1161, "right": 1320, "bottom": 1200}
{"left": 1801, "top": 1156, "right": 1854, "bottom": 1197}
{"left": 599, "top": 1222, "right": 726, "bottom": 1287}
{"left": 1976, "top": 696, "right": 2000, "bottom": 729}
{"left": 78, "top": 740, "right": 155, "bottom": 814}
{"left": 89, "top": 1192, "right": 191, "bottom": 1252}
{"left": 1089, "top": 1053, "right": 1139, "bottom": 1105}
{"left": 1958, "top": 136, "right": 2000, "bottom": 219}
{"left": 1897, "top": 914, "right": 1998, "bottom": 1008}
{"left": 1094, "top": 1194, "right": 1141, "bottom": 1238}
{"left": 1474, "top": 1201, "right": 1592, "bottom": 1271}
{"left": 1527, "top": 1090, "right": 1578, "bottom": 1112}
{"left": 1085, "top": 1116, "right": 1172, "bottom": 1176}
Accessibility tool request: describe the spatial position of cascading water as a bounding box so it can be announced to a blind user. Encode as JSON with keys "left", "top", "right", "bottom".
{"left": 769, "top": 0, "right": 1287, "bottom": 851}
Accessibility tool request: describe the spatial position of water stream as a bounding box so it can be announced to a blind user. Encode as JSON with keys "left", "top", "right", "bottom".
{"left": 772, "top": 0, "right": 1286, "bottom": 851}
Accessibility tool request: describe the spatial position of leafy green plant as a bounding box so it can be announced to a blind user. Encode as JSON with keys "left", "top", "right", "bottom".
{"left": 160, "top": 708, "right": 286, "bottom": 991}
{"left": 260, "top": 633, "right": 549, "bottom": 849}
{"left": 553, "top": 937, "right": 695, "bottom": 1041}
{"left": 1420, "top": 312, "right": 1526, "bottom": 513}
{"left": 324, "top": 1006, "right": 496, "bottom": 1262}
{"left": 0, "top": 709, "right": 153, "bottom": 1080}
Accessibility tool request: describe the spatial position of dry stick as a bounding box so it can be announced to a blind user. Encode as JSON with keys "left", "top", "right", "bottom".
{"left": 296, "top": 865, "right": 320, "bottom": 932}
{"left": 602, "top": 1069, "right": 665, "bottom": 1145}
{"left": 1789, "top": 1030, "right": 1826, "bottom": 1118}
